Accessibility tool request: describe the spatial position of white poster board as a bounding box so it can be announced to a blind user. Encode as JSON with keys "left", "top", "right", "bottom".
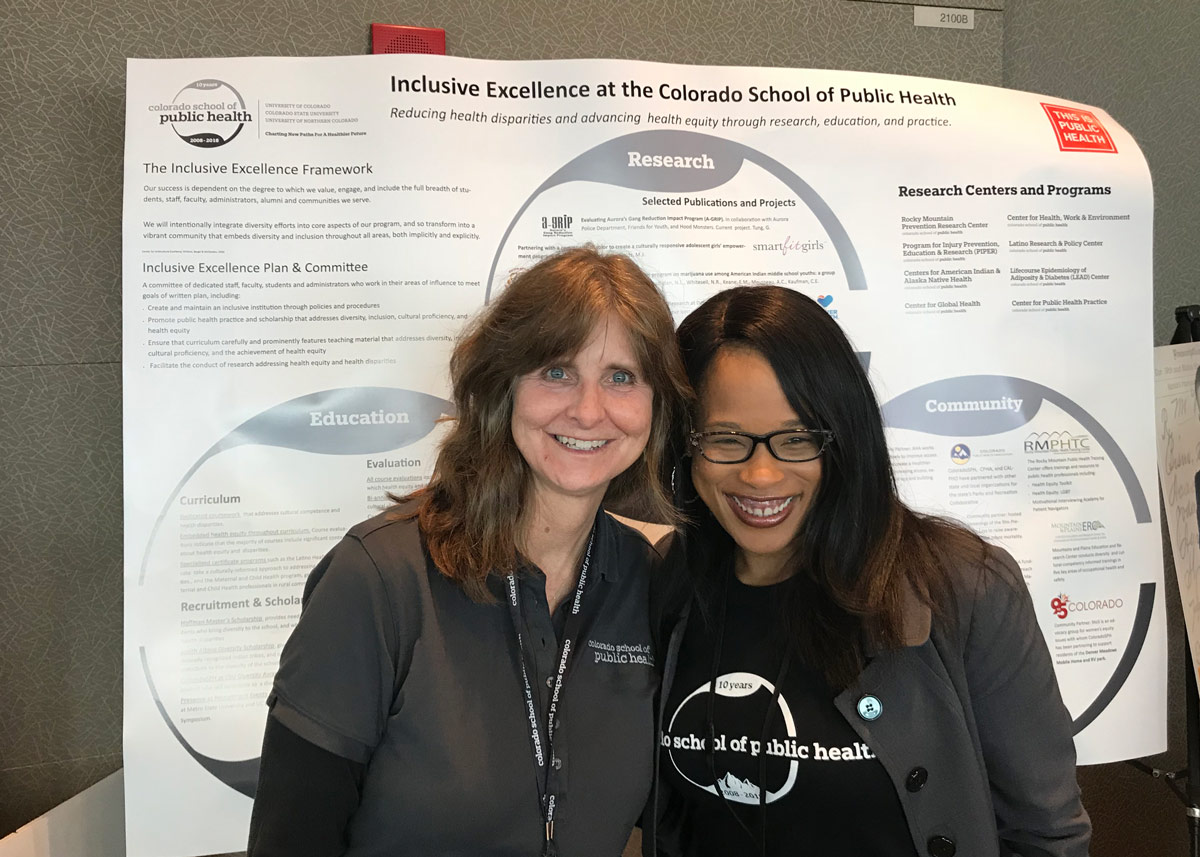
{"left": 123, "top": 54, "right": 1162, "bottom": 856}
{"left": 1155, "top": 343, "right": 1200, "bottom": 676}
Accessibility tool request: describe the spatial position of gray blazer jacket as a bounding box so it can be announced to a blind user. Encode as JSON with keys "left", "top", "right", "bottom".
{"left": 644, "top": 547, "right": 1091, "bottom": 857}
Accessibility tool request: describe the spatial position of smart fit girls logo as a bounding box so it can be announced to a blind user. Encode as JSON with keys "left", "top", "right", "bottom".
{"left": 149, "top": 79, "right": 252, "bottom": 148}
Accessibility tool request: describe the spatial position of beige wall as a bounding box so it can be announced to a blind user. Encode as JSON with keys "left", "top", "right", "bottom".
{"left": 1005, "top": 3, "right": 1200, "bottom": 854}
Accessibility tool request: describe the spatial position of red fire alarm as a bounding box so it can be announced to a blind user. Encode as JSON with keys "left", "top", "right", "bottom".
{"left": 370, "top": 24, "right": 446, "bottom": 55}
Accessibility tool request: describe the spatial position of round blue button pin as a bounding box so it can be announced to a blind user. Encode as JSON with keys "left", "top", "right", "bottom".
{"left": 857, "top": 695, "right": 882, "bottom": 721}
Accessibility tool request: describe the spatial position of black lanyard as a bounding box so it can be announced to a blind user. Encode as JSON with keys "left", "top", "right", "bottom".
{"left": 506, "top": 527, "right": 595, "bottom": 857}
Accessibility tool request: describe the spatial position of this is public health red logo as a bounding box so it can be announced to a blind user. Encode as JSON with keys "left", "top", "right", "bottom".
{"left": 1041, "top": 103, "right": 1117, "bottom": 154}
{"left": 1050, "top": 594, "right": 1069, "bottom": 619}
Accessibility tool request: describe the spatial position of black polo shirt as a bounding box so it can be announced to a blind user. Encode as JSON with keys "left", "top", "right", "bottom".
{"left": 268, "top": 506, "right": 658, "bottom": 856}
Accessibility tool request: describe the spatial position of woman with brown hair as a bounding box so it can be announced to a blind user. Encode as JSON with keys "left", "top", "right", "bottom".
{"left": 646, "top": 285, "right": 1089, "bottom": 857}
{"left": 248, "top": 246, "right": 691, "bottom": 857}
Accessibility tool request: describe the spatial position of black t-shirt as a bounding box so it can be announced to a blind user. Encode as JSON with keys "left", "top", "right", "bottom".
{"left": 661, "top": 577, "right": 917, "bottom": 857}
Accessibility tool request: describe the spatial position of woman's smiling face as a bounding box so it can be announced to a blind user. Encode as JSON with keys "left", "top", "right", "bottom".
{"left": 511, "top": 313, "right": 654, "bottom": 508}
{"left": 691, "top": 346, "right": 823, "bottom": 583}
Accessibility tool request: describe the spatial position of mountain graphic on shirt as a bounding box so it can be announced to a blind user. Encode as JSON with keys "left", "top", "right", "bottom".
{"left": 717, "top": 772, "right": 761, "bottom": 801}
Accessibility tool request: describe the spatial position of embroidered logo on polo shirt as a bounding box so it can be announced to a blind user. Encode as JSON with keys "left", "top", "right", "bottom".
{"left": 586, "top": 638, "right": 654, "bottom": 666}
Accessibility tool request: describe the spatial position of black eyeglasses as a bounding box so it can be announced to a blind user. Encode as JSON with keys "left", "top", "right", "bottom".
{"left": 688, "top": 428, "right": 834, "bottom": 464}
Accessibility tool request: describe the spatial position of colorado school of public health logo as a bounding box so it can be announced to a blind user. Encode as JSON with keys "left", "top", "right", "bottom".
{"left": 150, "top": 79, "right": 252, "bottom": 148}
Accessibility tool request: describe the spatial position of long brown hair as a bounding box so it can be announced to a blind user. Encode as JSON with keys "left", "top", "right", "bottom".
{"left": 402, "top": 246, "right": 691, "bottom": 601}
{"left": 667, "top": 286, "right": 985, "bottom": 689}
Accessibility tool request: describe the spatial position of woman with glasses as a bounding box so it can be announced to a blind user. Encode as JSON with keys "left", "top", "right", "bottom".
{"left": 643, "top": 286, "right": 1089, "bottom": 857}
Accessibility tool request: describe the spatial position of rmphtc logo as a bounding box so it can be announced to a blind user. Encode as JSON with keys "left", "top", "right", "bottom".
{"left": 1024, "top": 431, "right": 1091, "bottom": 453}
{"left": 154, "top": 79, "right": 251, "bottom": 148}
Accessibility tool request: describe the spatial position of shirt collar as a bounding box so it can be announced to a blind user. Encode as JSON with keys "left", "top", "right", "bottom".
{"left": 593, "top": 507, "right": 619, "bottom": 582}
{"left": 513, "top": 505, "right": 618, "bottom": 583}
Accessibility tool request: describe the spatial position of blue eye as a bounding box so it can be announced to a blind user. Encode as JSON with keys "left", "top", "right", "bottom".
{"left": 544, "top": 366, "right": 568, "bottom": 381}
{"left": 611, "top": 369, "right": 634, "bottom": 385}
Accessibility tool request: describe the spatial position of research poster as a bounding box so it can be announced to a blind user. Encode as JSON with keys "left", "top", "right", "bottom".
{"left": 124, "top": 54, "right": 1161, "bottom": 856}
{"left": 1155, "top": 343, "right": 1200, "bottom": 679}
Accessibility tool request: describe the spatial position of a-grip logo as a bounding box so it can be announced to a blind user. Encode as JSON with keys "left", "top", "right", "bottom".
{"left": 541, "top": 214, "right": 574, "bottom": 238}
{"left": 150, "top": 79, "right": 252, "bottom": 148}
